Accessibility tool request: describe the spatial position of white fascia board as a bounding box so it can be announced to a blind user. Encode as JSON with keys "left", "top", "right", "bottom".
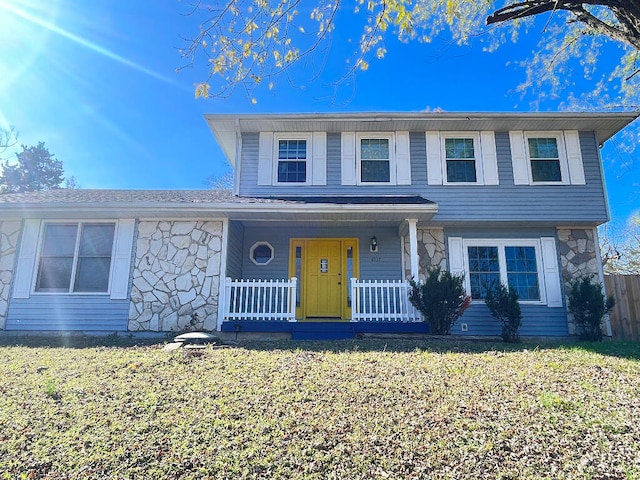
{"left": 0, "top": 201, "right": 438, "bottom": 220}
{"left": 205, "top": 112, "right": 638, "bottom": 143}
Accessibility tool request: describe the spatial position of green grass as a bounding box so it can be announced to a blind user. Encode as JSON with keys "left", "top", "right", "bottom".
{"left": 0, "top": 338, "right": 638, "bottom": 479}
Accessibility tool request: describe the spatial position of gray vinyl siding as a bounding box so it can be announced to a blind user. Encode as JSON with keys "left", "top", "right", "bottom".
{"left": 450, "top": 304, "right": 569, "bottom": 337}
{"left": 239, "top": 131, "right": 608, "bottom": 224}
{"left": 327, "top": 133, "right": 342, "bottom": 186}
{"left": 238, "top": 225, "right": 402, "bottom": 281}
{"left": 444, "top": 226, "right": 569, "bottom": 337}
{"left": 6, "top": 296, "right": 129, "bottom": 331}
{"left": 422, "top": 131, "right": 608, "bottom": 223}
{"left": 226, "top": 220, "right": 244, "bottom": 280}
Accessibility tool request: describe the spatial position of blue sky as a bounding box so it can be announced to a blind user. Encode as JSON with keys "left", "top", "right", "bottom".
{"left": 0, "top": 0, "right": 637, "bottom": 233}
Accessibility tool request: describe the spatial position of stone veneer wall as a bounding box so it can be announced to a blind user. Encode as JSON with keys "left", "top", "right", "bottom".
{"left": 129, "top": 220, "right": 223, "bottom": 332}
{"left": 557, "top": 227, "right": 600, "bottom": 334}
{"left": 403, "top": 228, "right": 447, "bottom": 281}
{"left": 0, "top": 221, "right": 22, "bottom": 329}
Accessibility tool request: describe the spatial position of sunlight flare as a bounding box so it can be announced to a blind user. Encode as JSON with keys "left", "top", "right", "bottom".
{"left": 0, "top": 0, "right": 178, "bottom": 86}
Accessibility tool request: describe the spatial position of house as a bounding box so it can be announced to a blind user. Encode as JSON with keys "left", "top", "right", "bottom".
{"left": 0, "top": 112, "right": 636, "bottom": 339}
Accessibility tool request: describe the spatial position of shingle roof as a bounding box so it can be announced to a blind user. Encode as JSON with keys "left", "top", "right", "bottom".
{"left": 0, "top": 189, "right": 434, "bottom": 205}
{"left": 0, "top": 189, "right": 237, "bottom": 204}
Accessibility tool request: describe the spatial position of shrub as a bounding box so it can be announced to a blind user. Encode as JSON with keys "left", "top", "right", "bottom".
{"left": 409, "top": 268, "right": 471, "bottom": 335}
{"left": 568, "top": 276, "right": 615, "bottom": 341}
{"left": 484, "top": 283, "right": 522, "bottom": 343}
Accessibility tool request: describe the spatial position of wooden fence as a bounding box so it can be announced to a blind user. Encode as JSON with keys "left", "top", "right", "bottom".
{"left": 604, "top": 275, "right": 640, "bottom": 341}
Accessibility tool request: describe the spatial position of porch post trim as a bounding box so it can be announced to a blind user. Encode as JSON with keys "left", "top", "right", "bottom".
{"left": 407, "top": 218, "right": 419, "bottom": 280}
{"left": 216, "top": 218, "right": 230, "bottom": 332}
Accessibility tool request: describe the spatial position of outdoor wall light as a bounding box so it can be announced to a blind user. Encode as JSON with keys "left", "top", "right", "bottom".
{"left": 370, "top": 236, "right": 378, "bottom": 252}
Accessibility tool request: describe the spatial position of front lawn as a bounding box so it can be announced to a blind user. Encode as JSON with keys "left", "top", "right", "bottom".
{"left": 0, "top": 338, "right": 638, "bottom": 479}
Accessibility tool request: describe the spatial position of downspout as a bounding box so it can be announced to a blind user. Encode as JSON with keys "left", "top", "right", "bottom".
{"left": 233, "top": 118, "right": 242, "bottom": 196}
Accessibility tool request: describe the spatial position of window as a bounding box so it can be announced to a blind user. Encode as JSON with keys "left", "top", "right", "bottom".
{"left": 277, "top": 139, "right": 307, "bottom": 183}
{"left": 36, "top": 223, "right": 115, "bottom": 293}
{"left": 467, "top": 246, "right": 500, "bottom": 299}
{"left": 527, "top": 137, "right": 561, "bottom": 182}
{"left": 250, "top": 242, "right": 274, "bottom": 265}
{"left": 445, "top": 137, "right": 477, "bottom": 183}
{"left": 358, "top": 135, "right": 393, "bottom": 183}
{"left": 464, "top": 240, "right": 543, "bottom": 303}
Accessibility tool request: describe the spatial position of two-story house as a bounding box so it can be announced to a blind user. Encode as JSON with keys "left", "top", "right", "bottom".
{"left": 0, "top": 112, "right": 636, "bottom": 339}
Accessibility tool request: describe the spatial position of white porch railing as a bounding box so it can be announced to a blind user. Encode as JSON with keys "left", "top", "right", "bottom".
{"left": 223, "top": 277, "right": 297, "bottom": 322}
{"left": 350, "top": 278, "right": 422, "bottom": 322}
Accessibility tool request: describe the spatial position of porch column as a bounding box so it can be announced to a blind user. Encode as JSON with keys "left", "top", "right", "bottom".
{"left": 407, "top": 219, "right": 419, "bottom": 280}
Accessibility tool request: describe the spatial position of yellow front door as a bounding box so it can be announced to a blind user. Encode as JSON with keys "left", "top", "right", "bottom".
{"left": 305, "top": 240, "right": 342, "bottom": 317}
{"left": 289, "top": 238, "right": 359, "bottom": 320}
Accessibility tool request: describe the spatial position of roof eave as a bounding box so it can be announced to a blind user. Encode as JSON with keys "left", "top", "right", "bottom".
{"left": 0, "top": 201, "right": 439, "bottom": 222}
{"left": 205, "top": 111, "right": 639, "bottom": 164}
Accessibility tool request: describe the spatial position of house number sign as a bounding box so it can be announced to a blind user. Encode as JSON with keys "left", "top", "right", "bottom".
{"left": 320, "top": 259, "right": 329, "bottom": 273}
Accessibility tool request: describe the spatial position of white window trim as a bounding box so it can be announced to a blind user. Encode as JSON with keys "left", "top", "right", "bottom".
{"left": 273, "top": 133, "right": 313, "bottom": 186}
{"left": 524, "top": 131, "right": 570, "bottom": 185}
{"left": 441, "top": 132, "right": 483, "bottom": 185}
{"left": 461, "top": 238, "right": 547, "bottom": 305}
{"left": 32, "top": 220, "right": 118, "bottom": 296}
{"left": 356, "top": 132, "right": 396, "bottom": 185}
{"left": 249, "top": 241, "right": 274, "bottom": 266}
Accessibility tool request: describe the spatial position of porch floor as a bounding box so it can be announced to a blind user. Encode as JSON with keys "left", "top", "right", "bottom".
{"left": 221, "top": 320, "right": 430, "bottom": 340}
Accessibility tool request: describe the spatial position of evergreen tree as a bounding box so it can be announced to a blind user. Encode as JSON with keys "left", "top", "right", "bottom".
{"left": 0, "top": 142, "right": 65, "bottom": 193}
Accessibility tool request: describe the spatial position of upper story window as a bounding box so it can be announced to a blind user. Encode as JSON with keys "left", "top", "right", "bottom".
{"left": 353, "top": 133, "right": 399, "bottom": 185}
{"left": 36, "top": 222, "right": 116, "bottom": 293}
{"left": 277, "top": 139, "right": 307, "bottom": 183}
{"left": 527, "top": 137, "right": 563, "bottom": 182}
{"left": 360, "top": 137, "right": 391, "bottom": 183}
{"left": 511, "top": 130, "right": 585, "bottom": 186}
{"left": 258, "top": 132, "right": 326, "bottom": 186}
{"left": 341, "top": 131, "right": 410, "bottom": 186}
{"left": 426, "top": 131, "right": 499, "bottom": 186}
{"left": 444, "top": 136, "right": 478, "bottom": 183}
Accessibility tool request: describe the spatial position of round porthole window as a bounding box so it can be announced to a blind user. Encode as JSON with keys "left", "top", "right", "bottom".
{"left": 250, "top": 242, "right": 274, "bottom": 265}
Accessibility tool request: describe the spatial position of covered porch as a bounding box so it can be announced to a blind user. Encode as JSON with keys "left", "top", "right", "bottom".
{"left": 217, "top": 196, "right": 438, "bottom": 337}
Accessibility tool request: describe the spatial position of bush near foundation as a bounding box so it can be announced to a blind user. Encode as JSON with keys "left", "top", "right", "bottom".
{"left": 568, "top": 276, "right": 615, "bottom": 341}
{"left": 484, "top": 283, "right": 522, "bottom": 343}
{"left": 409, "top": 268, "right": 471, "bottom": 335}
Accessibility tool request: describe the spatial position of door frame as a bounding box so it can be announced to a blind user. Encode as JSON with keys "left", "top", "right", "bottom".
{"left": 289, "top": 238, "right": 359, "bottom": 320}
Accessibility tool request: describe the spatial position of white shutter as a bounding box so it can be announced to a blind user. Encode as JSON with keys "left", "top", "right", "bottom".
{"left": 395, "top": 131, "right": 411, "bottom": 185}
{"left": 426, "top": 131, "right": 442, "bottom": 185}
{"left": 480, "top": 131, "right": 499, "bottom": 185}
{"left": 564, "top": 130, "right": 586, "bottom": 185}
{"left": 448, "top": 237, "right": 465, "bottom": 277}
{"left": 341, "top": 132, "right": 356, "bottom": 185}
{"left": 540, "top": 237, "right": 563, "bottom": 307}
{"left": 12, "top": 219, "right": 41, "bottom": 299}
{"left": 509, "top": 131, "right": 529, "bottom": 185}
{"left": 312, "top": 132, "right": 327, "bottom": 185}
{"left": 110, "top": 219, "right": 135, "bottom": 300}
{"left": 257, "top": 132, "right": 273, "bottom": 186}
